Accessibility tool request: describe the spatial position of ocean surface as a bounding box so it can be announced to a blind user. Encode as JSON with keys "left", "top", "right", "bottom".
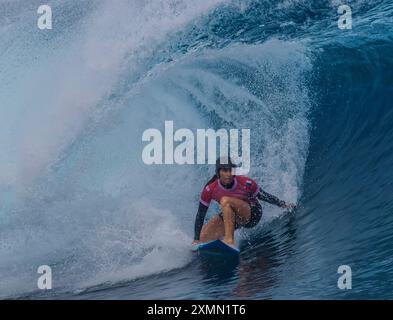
{"left": 0, "top": 0, "right": 392, "bottom": 299}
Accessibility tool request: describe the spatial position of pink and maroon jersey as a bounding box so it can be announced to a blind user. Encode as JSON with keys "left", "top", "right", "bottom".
{"left": 200, "top": 176, "right": 260, "bottom": 207}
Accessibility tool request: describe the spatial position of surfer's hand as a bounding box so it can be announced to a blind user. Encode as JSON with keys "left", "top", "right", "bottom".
{"left": 192, "top": 240, "right": 200, "bottom": 245}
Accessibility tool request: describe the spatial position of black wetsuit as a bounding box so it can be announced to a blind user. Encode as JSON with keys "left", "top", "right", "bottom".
{"left": 193, "top": 180, "right": 286, "bottom": 241}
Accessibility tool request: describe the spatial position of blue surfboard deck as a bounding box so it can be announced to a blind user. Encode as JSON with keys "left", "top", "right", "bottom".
{"left": 193, "top": 239, "right": 240, "bottom": 256}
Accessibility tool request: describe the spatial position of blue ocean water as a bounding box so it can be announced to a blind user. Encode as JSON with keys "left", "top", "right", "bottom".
{"left": 0, "top": 0, "right": 392, "bottom": 299}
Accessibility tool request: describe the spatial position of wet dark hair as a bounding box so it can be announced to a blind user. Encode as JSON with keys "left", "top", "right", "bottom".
{"left": 215, "top": 156, "right": 237, "bottom": 176}
{"left": 204, "top": 174, "right": 218, "bottom": 188}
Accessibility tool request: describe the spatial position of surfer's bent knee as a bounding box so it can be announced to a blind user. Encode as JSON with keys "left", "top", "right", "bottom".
{"left": 220, "top": 196, "right": 233, "bottom": 206}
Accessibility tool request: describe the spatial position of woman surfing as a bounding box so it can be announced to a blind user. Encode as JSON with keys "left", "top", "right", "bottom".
{"left": 193, "top": 157, "right": 296, "bottom": 247}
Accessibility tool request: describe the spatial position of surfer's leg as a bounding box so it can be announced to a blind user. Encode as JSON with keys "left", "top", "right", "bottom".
{"left": 199, "top": 215, "right": 225, "bottom": 242}
{"left": 220, "top": 197, "right": 251, "bottom": 245}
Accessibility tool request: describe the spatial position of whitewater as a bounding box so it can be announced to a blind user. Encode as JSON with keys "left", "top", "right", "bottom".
{"left": 0, "top": 0, "right": 392, "bottom": 299}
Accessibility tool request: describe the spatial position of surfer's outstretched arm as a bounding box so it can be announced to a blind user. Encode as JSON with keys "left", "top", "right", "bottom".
{"left": 257, "top": 188, "right": 296, "bottom": 209}
{"left": 194, "top": 203, "right": 209, "bottom": 241}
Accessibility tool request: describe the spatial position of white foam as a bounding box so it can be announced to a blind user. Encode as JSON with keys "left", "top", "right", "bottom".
{"left": 0, "top": 0, "right": 227, "bottom": 189}
{"left": 0, "top": 4, "right": 312, "bottom": 298}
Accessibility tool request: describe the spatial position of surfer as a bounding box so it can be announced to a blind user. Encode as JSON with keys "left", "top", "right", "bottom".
{"left": 192, "top": 157, "right": 296, "bottom": 246}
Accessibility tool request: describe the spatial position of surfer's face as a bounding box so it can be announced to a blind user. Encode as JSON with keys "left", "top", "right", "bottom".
{"left": 219, "top": 168, "right": 234, "bottom": 185}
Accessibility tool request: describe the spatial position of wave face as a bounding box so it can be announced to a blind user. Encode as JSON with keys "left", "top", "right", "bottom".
{"left": 0, "top": 0, "right": 392, "bottom": 299}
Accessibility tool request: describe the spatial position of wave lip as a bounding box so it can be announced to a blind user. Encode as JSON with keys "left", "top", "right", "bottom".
{"left": 2, "top": 0, "right": 392, "bottom": 299}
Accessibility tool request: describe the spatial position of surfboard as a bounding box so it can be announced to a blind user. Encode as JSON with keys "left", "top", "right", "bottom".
{"left": 192, "top": 239, "right": 240, "bottom": 256}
